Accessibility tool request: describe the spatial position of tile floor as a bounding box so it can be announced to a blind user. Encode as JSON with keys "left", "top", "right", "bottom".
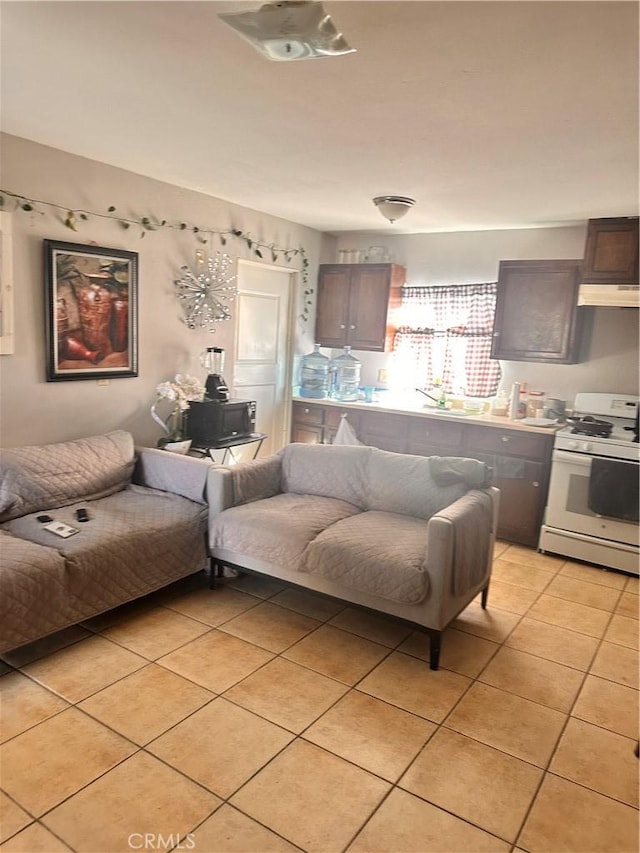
{"left": 0, "top": 542, "right": 638, "bottom": 853}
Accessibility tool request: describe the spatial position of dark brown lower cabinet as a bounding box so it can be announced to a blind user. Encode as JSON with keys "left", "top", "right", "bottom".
{"left": 290, "top": 401, "right": 553, "bottom": 547}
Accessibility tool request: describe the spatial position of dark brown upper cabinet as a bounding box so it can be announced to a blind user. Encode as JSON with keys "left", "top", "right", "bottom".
{"left": 491, "top": 259, "right": 583, "bottom": 363}
{"left": 315, "top": 263, "right": 405, "bottom": 351}
{"left": 581, "top": 217, "right": 639, "bottom": 284}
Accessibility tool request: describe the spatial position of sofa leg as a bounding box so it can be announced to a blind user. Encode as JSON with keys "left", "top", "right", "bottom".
{"left": 209, "top": 558, "right": 223, "bottom": 590}
{"left": 481, "top": 582, "right": 490, "bottom": 609}
{"left": 429, "top": 630, "right": 442, "bottom": 671}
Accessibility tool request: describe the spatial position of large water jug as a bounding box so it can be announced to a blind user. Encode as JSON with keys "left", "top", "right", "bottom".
{"left": 332, "top": 346, "right": 361, "bottom": 402}
{"left": 299, "top": 344, "right": 330, "bottom": 399}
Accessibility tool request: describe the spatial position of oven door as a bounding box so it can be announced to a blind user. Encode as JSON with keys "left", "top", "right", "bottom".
{"left": 544, "top": 449, "right": 640, "bottom": 547}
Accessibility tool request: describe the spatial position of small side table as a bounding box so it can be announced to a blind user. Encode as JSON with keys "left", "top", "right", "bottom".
{"left": 189, "top": 433, "right": 267, "bottom": 465}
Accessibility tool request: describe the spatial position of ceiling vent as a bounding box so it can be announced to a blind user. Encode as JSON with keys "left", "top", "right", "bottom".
{"left": 218, "top": 1, "right": 356, "bottom": 62}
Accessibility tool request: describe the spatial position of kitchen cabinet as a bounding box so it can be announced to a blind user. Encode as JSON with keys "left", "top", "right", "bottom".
{"left": 315, "top": 263, "right": 405, "bottom": 351}
{"left": 491, "top": 259, "right": 583, "bottom": 364}
{"left": 290, "top": 401, "right": 554, "bottom": 547}
{"left": 581, "top": 217, "right": 639, "bottom": 285}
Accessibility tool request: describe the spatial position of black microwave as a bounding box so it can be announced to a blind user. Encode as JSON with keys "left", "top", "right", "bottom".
{"left": 185, "top": 399, "right": 257, "bottom": 446}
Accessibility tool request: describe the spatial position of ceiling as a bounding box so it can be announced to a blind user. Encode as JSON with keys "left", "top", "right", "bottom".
{"left": 1, "top": 1, "right": 638, "bottom": 235}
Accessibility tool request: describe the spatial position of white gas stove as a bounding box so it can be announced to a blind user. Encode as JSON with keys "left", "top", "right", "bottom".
{"left": 540, "top": 393, "right": 639, "bottom": 575}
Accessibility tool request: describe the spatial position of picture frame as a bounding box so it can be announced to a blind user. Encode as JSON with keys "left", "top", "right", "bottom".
{"left": 44, "top": 240, "right": 138, "bottom": 381}
{"left": 0, "top": 212, "right": 14, "bottom": 355}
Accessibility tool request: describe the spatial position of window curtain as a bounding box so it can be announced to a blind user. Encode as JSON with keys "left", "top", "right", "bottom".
{"left": 392, "top": 283, "right": 501, "bottom": 397}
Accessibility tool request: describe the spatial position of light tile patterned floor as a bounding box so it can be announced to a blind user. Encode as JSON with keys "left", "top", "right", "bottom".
{"left": 1, "top": 544, "right": 638, "bottom": 852}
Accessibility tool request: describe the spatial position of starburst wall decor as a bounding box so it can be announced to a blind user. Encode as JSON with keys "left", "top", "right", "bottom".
{"left": 174, "top": 252, "right": 238, "bottom": 332}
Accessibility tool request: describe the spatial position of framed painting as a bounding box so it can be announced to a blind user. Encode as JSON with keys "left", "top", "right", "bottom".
{"left": 44, "top": 240, "right": 138, "bottom": 381}
{"left": 0, "top": 212, "right": 14, "bottom": 355}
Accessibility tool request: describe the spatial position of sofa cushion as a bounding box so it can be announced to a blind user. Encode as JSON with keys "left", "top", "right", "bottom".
{"left": 281, "top": 443, "right": 371, "bottom": 509}
{"left": 0, "top": 431, "right": 135, "bottom": 522}
{"left": 367, "top": 448, "right": 468, "bottom": 520}
{"left": 302, "top": 510, "right": 430, "bottom": 604}
{"left": 210, "top": 492, "right": 361, "bottom": 572}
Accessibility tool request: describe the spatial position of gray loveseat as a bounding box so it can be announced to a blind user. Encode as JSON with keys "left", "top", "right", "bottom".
{"left": 208, "top": 443, "right": 500, "bottom": 669}
{"left": 0, "top": 430, "right": 211, "bottom": 653}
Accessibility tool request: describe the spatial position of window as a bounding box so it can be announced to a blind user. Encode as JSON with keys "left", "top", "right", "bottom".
{"left": 391, "top": 282, "right": 501, "bottom": 397}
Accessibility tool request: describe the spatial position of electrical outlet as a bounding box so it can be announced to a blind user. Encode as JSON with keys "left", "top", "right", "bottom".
{"left": 377, "top": 368, "right": 388, "bottom": 383}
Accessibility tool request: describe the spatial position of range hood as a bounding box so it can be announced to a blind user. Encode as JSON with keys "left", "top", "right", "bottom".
{"left": 578, "top": 283, "right": 640, "bottom": 307}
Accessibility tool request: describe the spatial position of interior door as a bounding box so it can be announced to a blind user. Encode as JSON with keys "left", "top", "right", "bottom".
{"left": 232, "top": 260, "right": 294, "bottom": 457}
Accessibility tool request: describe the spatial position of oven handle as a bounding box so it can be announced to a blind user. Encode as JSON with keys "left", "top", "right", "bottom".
{"left": 552, "top": 449, "right": 593, "bottom": 467}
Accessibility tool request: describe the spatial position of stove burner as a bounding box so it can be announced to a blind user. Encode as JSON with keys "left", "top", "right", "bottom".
{"left": 566, "top": 415, "right": 613, "bottom": 438}
{"left": 571, "top": 427, "right": 613, "bottom": 438}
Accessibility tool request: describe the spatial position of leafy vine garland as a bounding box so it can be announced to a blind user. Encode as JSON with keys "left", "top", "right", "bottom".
{"left": 0, "top": 188, "right": 314, "bottom": 320}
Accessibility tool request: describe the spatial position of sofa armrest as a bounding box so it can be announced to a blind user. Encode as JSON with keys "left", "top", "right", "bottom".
{"left": 425, "top": 486, "right": 500, "bottom": 604}
{"left": 207, "top": 454, "right": 283, "bottom": 516}
{"left": 133, "top": 447, "right": 212, "bottom": 505}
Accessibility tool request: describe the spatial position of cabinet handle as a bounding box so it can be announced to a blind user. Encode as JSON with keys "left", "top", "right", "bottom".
{"left": 303, "top": 408, "right": 310, "bottom": 414}
{"left": 350, "top": 324, "right": 356, "bottom": 330}
{"left": 340, "top": 324, "right": 346, "bottom": 329}
{"left": 532, "top": 481, "right": 540, "bottom": 488}
{"left": 501, "top": 436, "right": 510, "bottom": 442}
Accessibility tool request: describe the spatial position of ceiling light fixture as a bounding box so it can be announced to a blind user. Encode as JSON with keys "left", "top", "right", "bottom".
{"left": 218, "top": 1, "right": 355, "bottom": 62}
{"left": 373, "top": 196, "right": 416, "bottom": 224}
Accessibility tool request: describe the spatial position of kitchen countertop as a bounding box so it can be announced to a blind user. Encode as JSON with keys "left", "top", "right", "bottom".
{"left": 291, "top": 395, "right": 564, "bottom": 435}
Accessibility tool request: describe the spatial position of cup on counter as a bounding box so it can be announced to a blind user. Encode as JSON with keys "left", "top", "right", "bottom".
{"left": 362, "top": 386, "right": 376, "bottom": 403}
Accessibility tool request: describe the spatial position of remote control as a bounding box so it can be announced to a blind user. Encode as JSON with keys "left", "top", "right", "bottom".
{"left": 43, "top": 521, "right": 79, "bottom": 538}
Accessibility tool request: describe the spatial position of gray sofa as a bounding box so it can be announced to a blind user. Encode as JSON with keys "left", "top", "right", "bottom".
{"left": 208, "top": 443, "right": 500, "bottom": 669}
{"left": 0, "top": 430, "right": 211, "bottom": 653}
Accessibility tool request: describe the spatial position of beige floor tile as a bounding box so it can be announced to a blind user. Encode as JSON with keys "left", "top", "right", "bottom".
{"left": 0, "top": 823, "right": 71, "bottom": 852}
{"left": 545, "top": 574, "right": 621, "bottom": 611}
{"left": 328, "top": 608, "right": 413, "bottom": 647}
{"left": 398, "top": 628, "right": 499, "bottom": 678}
{"left": 148, "top": 697, "right": 294, "bottom": 798}
{"left": 493, "top": 540, "right": 510, "bottom": 559}
{"left": 452, "top": 601, "right": 521, "bottom": 643}
{"left": 42, "top": 751, "right": 220, "bottom": 853}
{"left": 527, "top": 594, "right": 611, "bottom": 638}
{"left": 400, "top": 728, "right": 543, "bottom": 843}
{"left": 80, "top": 597, "right": 158, "bottom": 632}
{"left": 78, "top": 663, "right": 214, "bottom": 745}
{"left": 499, "top": 545, "right": 564, "bottom": 572}
{"left": 605, "top": 614, "right": 639, "bottom": 649}
{"left": 218, "top": 601, "right": 320, "bottom": 652}
{"left": 192, "top": 805, "right": 299, "bottom": 852}
{"left": 224, "top": 656, "right": 348, "bottom": 733}
{"left": 157, "top": 629, "right": 274, "bottom": 692}
{"left": 572, "top": 674, "right": 639, "bottom": 738}
{"left": 0, "top": 794, "right": 32, "bottom": 844}
{"left": 1, "top": 626, "right": 91, "bottom": 668}
{"left": 445, "top": 682, "right": 566, "bottom": 767}
{"left": 230, "top": 739, "right": 390, "bottom": 853}
{"left": 550, "top": 717, "right": 639, "bottom": 807}
{"left": 590, "top": 640, "right": 639, "bottom": 688}
{"left": 0, "top": 672, "right": 69, "bottom": 743}
{"left": 559, "top": 561, "right": 628, "bottom": 589}
{"left": 616, "top": 591, "right": 639, "bottom": 619}
{"left": 478, "top": 646, "right": 584, "bottom": 712}
{"left": 226, "top": 573, "right": 287, "bottom": 599}
{"left": 304, "top": 690, "right": 436, "bottom": 781}
{"left": 282, "top": 624, "right": 389, "bottom": 685}
{"left": 100, "top": 606, "right": 211, "bottom": 658}
{"left": 21, "top": 635, "right": 146, "bottom": 702}
{"left": 491, "top": 558, "right": 555, "bottom": 591}
{"left": 270, "top": 586, "right": 345, "bottom": 621}
{"left": 358, "top": 651, "right": 471, "bottom": 722}
{"left": 625, "top": 575, "right": 639, "bottom": 593}
{"left": 348, "top": 787, "right": 510, "bottom": 852}
{"left": 519, "top": 774, "right": 639, "bottom": 853}
{"left": 164, "top": 585, "right": 260, "bottom": 626}
{"left": 483, "top": 579, "right": 540, "bottom": 615}
{"left": 0, "top": 707, "right": 136, "bottom": 816}
{"left": 505, "top": 617, "right": 599, "bottom": 670}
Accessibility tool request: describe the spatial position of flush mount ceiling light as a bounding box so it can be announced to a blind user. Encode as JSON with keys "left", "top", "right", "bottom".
{"left": 218, "top": 1, "right": 355, "bottom": 62}
{"left": 373, "top": 196, "right": 416, "bottom": 224}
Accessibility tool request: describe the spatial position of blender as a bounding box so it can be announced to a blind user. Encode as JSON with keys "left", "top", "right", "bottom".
{"left": 201, "top": 347, "right": 230, "bottom": 401}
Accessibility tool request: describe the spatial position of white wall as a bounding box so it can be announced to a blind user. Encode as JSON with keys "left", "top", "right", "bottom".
{"left": 0, "top": 134, "right": 330, "bottom": 447}
{"left": 334, "top": 229, "right": 640, "bottom": 405}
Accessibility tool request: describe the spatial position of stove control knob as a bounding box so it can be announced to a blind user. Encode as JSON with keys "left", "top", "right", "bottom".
{"left": 582, "top": 441, "right": 592, "bottom": 452}
{"left": 568, "top": 440, "right": 579, "bottom": 450}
